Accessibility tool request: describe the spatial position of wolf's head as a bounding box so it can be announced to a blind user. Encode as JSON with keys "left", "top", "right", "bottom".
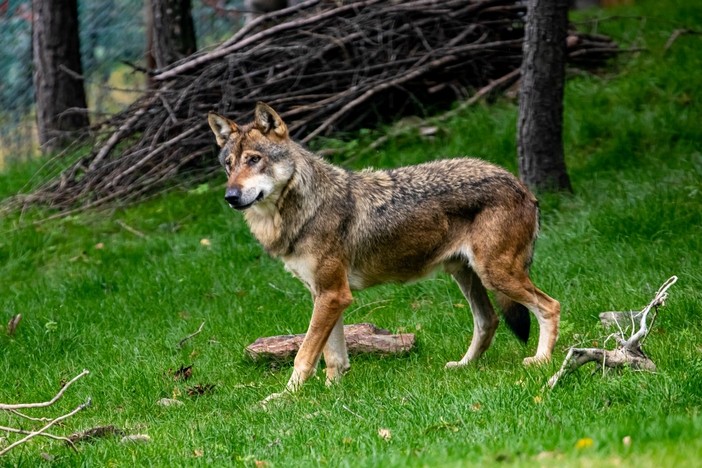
{"left": 208, "top": 102, "right": 295, "bottom": 210}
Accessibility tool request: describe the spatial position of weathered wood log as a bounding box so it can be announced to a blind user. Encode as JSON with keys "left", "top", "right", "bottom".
{"left": 245, "top": 323, "right": 415, "bottom": 362}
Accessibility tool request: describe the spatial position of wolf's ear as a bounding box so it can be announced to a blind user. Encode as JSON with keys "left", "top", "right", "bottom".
{"left": 208, "top": 112, "right": 238, "bottom": 147}
{"left": 254, "top": 102, "right": 288, "bottom": 139}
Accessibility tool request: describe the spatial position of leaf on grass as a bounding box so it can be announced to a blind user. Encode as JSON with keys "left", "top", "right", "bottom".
{"left": 266, "top": 438, "right": 281, "bottom": 449}
{"left": 424, "top": 419, "right": 460, "bottom": 433}
{"left": 200, "top": 238, "right": 211, "bottom": 247}
{"left": 193, "top": 449, "right": 204, "bottom": 457}
{"left": 120, "top": 434, "right": 151, "bottom": 444}
{"left": 535, "top": 451, "right": 557, "bottom": 460}
{"left": 255, "top": 461, "right": 269, "bottom": 468}
{"left": 575, "top": 437, "right": 594, "bottom": 449}
{"left": 157, "top": 398, "right": 184, "bottom": 407}
{"left": 187, "top": 383, "right": 215, "bottom": 396}
{"left": 7, "top": 314, "right": 21, "bottom": 336}
{"left": 172, "top": 364, "right": 193, "bottom": 381}
{"left": 378, "top": 428, "right": 392, "bottom": 441}
{"left": 94, "top": 242, "right": 105, "bottom": 250}
{"left": 68, "top": 425, "right": 124, "bottom": 444}
{"left": 470, "top": 402, "right": 482, "bottom": 412}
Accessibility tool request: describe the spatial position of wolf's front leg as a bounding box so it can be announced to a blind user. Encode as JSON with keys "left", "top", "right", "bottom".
{"left": 323, "top": 316, "right": 350, "bottom": 385}
{"left": 263, "top": 269, "right": 353, "bottom": 404}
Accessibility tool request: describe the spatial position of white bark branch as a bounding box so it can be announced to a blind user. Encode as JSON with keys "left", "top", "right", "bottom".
{"left": 548, "top": 276, "right": 677, "bottom": 389}
{"left": 177, "top": 321, "right": 206, "bottom": 348}
{"left": 0, "top": 398, "right": 90, "bottom": 457}
{"left": 0, "top": 370, "right": 91, "bottom": 457}
{"left": 0, "top": 369, "right": 89, "bottom": 411}
{"left": 0, "top": 425, "right": 73, "bottom": 443}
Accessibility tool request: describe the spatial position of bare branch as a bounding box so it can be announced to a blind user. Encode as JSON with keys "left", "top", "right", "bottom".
{"left": 0, "top": 425, "right": 73, "bottom": 444}
{"left": 115, "top": 220, "right": 146, "bottom": 238}
{"left": 0, "top": 370, "right": 89, "bottom": 411}
{"left": 548, "top": 277, "right": 677, "bottom": 389}
{"left": 0, "top": 399, "right": 90, "bottom": 457}
{"left": 622, "top": 276, "right": 677, "bottom": 349}
{"left": 177, "top": 321, "right": 206, "bottom": 348}
{"left": 664, "top": 28, "right": 702, "bottom": 52}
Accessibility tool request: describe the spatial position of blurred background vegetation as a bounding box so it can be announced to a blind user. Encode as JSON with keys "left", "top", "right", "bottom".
{"left": 0, "top": 0, "right": 245, "bottom": 167}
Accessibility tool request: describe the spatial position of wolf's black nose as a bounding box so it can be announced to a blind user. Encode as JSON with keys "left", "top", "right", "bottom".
{"left": 224, "top": 187, "right": 242, "bottom": 206}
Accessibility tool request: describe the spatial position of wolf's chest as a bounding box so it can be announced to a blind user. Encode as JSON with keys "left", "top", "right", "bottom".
{"left": 245, "top": 203, "right": 283, "bottom": 251}
{"left": 281, "top": 254, "right": 318, "bottom": 294}
{"left": 281, "top": 254, "right": 370, "bottom": 294}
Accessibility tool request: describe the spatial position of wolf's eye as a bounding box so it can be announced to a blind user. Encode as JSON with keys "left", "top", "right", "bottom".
{"left": 248, "top": 155, "right": 261, "bottom": 165}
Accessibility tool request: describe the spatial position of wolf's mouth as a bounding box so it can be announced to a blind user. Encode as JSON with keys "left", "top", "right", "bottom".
{"left": 232, "top": 191, "right": 264, "bottom": 210}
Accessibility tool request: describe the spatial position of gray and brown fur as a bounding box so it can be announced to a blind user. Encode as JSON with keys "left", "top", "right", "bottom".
{"left": 208, "top": 103, "right": 561, "bottom": 402}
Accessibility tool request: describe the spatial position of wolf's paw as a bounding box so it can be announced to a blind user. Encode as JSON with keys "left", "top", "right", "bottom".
{"left": 324, "top": 364, "right": 350, "bottom": 386}
{"left": 522, "top": 355, "right": 550, "bottom": 366}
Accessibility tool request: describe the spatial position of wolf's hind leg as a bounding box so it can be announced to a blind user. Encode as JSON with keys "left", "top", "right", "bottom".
{"left": 323, "top": 316, "right": 350, "bottom": 385}
{"left": 486, "top": 271, "right": 560, "bottom": 365}
{"left": 445, "top": 265, "right": 499, "bottom": 369}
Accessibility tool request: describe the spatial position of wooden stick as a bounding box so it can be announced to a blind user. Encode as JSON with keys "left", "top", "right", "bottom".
{"left": 0, "top": 399, "right": 90, "bottom": 457}
{"left": 0, "top": 370, "right": 89, "bottom": 411}
{"left": 0, "top": 425, "right": 72, "bottom": 443}
{"left": 178, "top": 321, "right": 206, "bottom": 348}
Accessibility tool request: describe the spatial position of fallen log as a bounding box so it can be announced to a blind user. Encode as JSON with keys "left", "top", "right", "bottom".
{"left": 245, "top": 323, "right": 415, "bottom": 362}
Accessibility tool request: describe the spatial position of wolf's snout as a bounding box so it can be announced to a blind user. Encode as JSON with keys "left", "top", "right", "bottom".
{"left": 224, "top": 187, "right": 242, "bottom": 207}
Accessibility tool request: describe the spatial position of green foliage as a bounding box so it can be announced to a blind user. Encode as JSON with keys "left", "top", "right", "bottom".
{"left": 1, "top": 1, "right": 702, "bottom": 465}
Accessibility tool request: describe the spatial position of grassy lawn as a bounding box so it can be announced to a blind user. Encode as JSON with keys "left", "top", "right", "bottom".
{"left": 2, "top": 0, "right": 702, "bottom": 465}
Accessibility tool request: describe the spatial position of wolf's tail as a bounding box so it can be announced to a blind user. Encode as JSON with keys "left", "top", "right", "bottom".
{"left": 496, "top": 292, "right": 530, "bottom": 343}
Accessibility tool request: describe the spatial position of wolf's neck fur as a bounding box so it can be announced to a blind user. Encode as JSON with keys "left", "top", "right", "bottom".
{"left": 244, "top": 146, "right": 337, "bottom": 256}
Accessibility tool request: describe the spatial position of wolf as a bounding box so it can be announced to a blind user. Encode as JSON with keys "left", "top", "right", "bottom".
{"left": 208, "top": 102, "right": 560, "bottom": 402}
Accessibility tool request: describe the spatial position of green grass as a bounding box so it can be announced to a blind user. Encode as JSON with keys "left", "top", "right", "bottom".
{"left": 2, "top": 1, "right": 702, "bottom": 465}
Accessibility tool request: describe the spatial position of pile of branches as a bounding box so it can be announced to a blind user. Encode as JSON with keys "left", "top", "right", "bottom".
{"left": 17, "top": 0, "right": 620, "bottom": 210}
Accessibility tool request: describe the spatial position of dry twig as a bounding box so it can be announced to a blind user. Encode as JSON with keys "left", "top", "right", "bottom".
{"left": 177, "top": 321, "right": 206, "bottom": 348}
{"left": 547, "top": 276, "right": 678, "bottom": 389}
{"left": 664, "top": 28, "right": 702, "bottom": 51}
{"left": 0, "top": 370, "right": 90, "bottom": 457}
{"left": 0, "top": 369, "right": 89, "bottom": 411}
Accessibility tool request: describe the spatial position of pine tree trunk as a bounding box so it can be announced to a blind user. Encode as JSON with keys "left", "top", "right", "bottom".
{"left": 32, "top": 0, "right": 89, "bottom": 153}
{"left": 146, "top": 0, "right": 197, "bottom": 72}
{"left": 517, "top": 0, "right": 573, "bottom": 192}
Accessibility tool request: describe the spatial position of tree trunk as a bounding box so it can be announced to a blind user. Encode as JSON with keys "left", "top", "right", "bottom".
{"left": 146, "top": 0, "right": 197, "bottom": 73}
{"left": 517, "top": 0, "right": 573, "bottom": 192}
{"left": 32, "top": 0, "right": 89, "bottom": 153}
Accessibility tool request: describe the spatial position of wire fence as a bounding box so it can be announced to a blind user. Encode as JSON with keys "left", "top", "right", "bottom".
{"left": 0, "top": 0, "right": 245, "bottom": 167}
